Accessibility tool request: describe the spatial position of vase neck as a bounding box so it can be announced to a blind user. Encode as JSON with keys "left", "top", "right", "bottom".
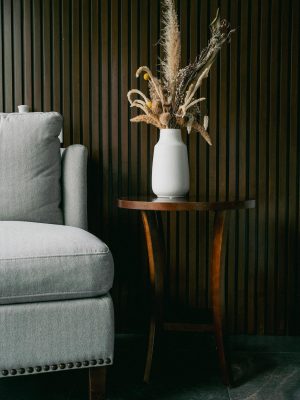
{"left": 159, "top": 129, "right": 182, "bottom": 143}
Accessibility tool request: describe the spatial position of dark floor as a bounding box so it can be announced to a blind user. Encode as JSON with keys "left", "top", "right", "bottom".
{"left": 1, "top": 334, "right": 300, "bottom": 400}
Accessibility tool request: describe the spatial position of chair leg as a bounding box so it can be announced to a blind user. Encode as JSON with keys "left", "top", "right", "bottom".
{"left": 89, "top": 366, "right": 107, "bottom": 400}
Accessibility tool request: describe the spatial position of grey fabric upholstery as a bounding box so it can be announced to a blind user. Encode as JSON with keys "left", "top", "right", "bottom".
{"left": 0, "top": 221, "right": 114, "bottom": 305}
{"left": 0, "top": 112, "right": 114, "bottom": 380}
{"left": 0, "top": 296, "right": 114, "bottom": 374}
{"left": 0, "top": 112, "right": 63, "bottom": 225}
{"left": 61, "top": 145, "right": 88, "bottom": 230}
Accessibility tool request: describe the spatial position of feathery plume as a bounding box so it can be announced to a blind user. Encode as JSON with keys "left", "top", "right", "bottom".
{"left": 160, "top": 0, "right": 181, "bottom": 102}
{"left": 130, "top": 115, "right": 163, "bottom": 129}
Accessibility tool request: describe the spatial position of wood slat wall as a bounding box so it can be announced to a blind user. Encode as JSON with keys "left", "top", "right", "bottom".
{"left": 1, "top": 0, "right": 299, "bottom": 334}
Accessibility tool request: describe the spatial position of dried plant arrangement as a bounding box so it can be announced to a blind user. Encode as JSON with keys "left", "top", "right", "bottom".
{"left": 127, "top": 0, "right": 234, "bottom": 146}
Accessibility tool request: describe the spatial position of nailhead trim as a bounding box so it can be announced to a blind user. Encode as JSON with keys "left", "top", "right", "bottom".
{"left": 0, "top": 357, "right": 112, "bottom": 377}
{"left": 17, "top": 368, "right": 25, "bottom": 375}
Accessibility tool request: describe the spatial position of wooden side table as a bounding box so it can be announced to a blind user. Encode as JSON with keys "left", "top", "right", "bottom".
{"left": 118, "top": 197, "right": 255, "bottom": 386}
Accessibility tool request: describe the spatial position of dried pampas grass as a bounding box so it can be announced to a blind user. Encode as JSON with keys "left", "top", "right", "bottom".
{"left": 160, "top": 0, "right": 181, "bottom": 102}
{"left": 127, "top": 1, "right": 234, "bottom": 146}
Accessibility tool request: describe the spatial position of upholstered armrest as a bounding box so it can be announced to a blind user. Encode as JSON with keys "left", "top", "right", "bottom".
{"left": 61, "top": 145, "right": 88, "bottom": 230}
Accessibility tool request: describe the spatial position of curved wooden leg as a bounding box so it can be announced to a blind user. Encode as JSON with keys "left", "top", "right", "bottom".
{"left": 141, "top": 211, "right": 165, "bottom": 383}
{"left": 89, "top": 366, "right": 107, "bottom": 400}
{"left": 210, "top": 211, "right": 231, "bottom": 386}
{"left": 144, "top": 317, "right": 157, "bottom": 383}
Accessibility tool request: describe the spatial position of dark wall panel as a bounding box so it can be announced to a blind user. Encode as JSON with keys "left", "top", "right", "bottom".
{"left": 1, "top": 0, "right": 299, "bottom": 335}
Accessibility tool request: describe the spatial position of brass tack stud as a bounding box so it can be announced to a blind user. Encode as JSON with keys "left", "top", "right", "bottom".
{"left": 59, "top": 364, "right": 66, "bottom": 369}
{"left": 75, "top": 362, "right": 82, "bottom": 368}
{"left": 50, "top": 365, "right": 57, "bottom": 371}
{"left": 10, "top": 369, "right": 17, "bottom": 376}
{"left": 43, "top": 365, "right": 50, "bottom": 371}
{"left": 83, "top": 361, "right": 89, "bottom": 367}
{"left": 1, "top": 370, "right": 8, "bottom": 376}
{"left": 90, "top": 360, "right": 97, "bottom": 366}
{"left": 67, "top": 362, "right": 74, "bottom": 369}
{"left": 105, "top": 358, "right": 111, "bottom": 364}
{"left": 17, "top": 368, "right": 25, "bottom": 375}
{"left": 27, "top": 367, "right": 33, "bottom": 373}
{"left": 98, "top": 359, "right": 104, "bottom": 365}
{"left": 35, "top": 366, "right": 42, "bottom": 372}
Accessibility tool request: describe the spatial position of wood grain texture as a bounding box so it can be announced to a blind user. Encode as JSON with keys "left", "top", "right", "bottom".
{"left": 1, "top": 0, "right": 299, "bottom": 335}
{"left": 89, "top": 367, "right": 106, "bottom": 400}
{"left": 140, "top": 211, "right": 165, "bottom": 382}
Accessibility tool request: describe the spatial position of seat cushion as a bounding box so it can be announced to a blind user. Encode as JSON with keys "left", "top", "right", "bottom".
{"left": 0, "top": 112, "right": 63, "bottom": 224}
{"left": 0, "top": 221, "right": 114, "bottom": 305}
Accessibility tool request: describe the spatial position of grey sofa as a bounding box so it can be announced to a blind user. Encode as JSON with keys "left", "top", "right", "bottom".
{"left": 0, "top": 112, "right": 114, "bottom": 400}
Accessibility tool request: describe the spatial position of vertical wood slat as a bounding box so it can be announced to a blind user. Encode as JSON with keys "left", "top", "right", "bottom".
{"left": 267, "top": 0, "right": 280, "bottom": 335}
{"left": 81, "top": 0, "right": 90, "bottom": 149}
{"left": 237, "top": 0, "right": 248, "bottom": 334}
{"left": 100, "top": 0, "right": 109, "bottom": 236}
{"left": 257, "top": 0, "right": 269, "bottom": 335}
{"left": 248, "top": 0, "right": 259, "bottom": 335}
{"left": 277, "top": 0, "right": 290, "bottom": 335}
{"left": 198, "top": 0, "right": 209, "bottom": 310}
{"left": 0, "top": 0, "right": 299, "bottom": 335}
{"left": 287, "top": 0, "right": 299, "bottom": 335}
{"left": 188, "top": 0, "right": 198, "bottom": 308}
{"left": 178, "top": 0, "right": 188, "bottom": 308}
{"left": 0, "top": 1, "right": 3, "bottom": 112}
{"left": 117, "top": 0, "right": 129, "bottom": 329}
{"left": 52, "top": 0, "right": 61, "bottom": 112}
{"left": 13, "top": 0, "right": 22, "bottom": 109}
{"left": 3, "top": 0, "right": 13, "bottom": 111}
{"left": 43, "top": 0, "right": 51, "bottom": 110}
{"left": 23, "top": 0, "right": 32, "bottom": 109}
{"left": 89, "top": 0, "right": 100, "bottom": 231}
{"left": 71, "top": 0, "right": 80, "bottom": 144}
{"left": 62, "top": 0, "right": 71, "bottom": 147}
{"left": 227, "top": 0, "right": 238, "bottom": 333}
{"left": 32, "top": 0, "right": 42, "bottom": 111}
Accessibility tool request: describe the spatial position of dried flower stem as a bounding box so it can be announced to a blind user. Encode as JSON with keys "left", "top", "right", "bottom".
{"left": 136, "top": 66, "right": 166, "bottom": 109}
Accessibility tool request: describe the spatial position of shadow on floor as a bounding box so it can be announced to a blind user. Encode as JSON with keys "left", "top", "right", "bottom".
{"left": 1, "top": 334, "right": 300, "bottom": 400}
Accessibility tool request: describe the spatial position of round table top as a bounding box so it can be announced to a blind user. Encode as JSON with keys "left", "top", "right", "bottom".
{"left": 118, "top": 196, "right": 256, "bottom": 211}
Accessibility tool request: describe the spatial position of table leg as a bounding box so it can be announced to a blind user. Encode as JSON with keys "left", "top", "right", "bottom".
{"left": 141, "top": 210, "right": 165, "bottom": 383}
{"left": 210, "top": 210, "right": 231, "bottom": 386}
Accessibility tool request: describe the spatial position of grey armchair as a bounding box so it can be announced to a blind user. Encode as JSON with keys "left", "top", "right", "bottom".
{"left": 0, "top": 112, "right": 114, "bottom": 400}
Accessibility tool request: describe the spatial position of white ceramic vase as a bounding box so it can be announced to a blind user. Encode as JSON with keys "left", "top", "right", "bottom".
{"left": 151, "top": 128, "right": 189, "bottom": 198}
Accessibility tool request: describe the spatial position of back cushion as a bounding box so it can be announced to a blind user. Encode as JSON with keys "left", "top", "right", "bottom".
{"left": 0, "top": 112, "right": 63, "bottom": 224}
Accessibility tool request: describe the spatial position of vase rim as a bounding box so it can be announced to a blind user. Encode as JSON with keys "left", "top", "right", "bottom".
{"left": 160, "top": 128, "right": 181, "bottom": 132}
